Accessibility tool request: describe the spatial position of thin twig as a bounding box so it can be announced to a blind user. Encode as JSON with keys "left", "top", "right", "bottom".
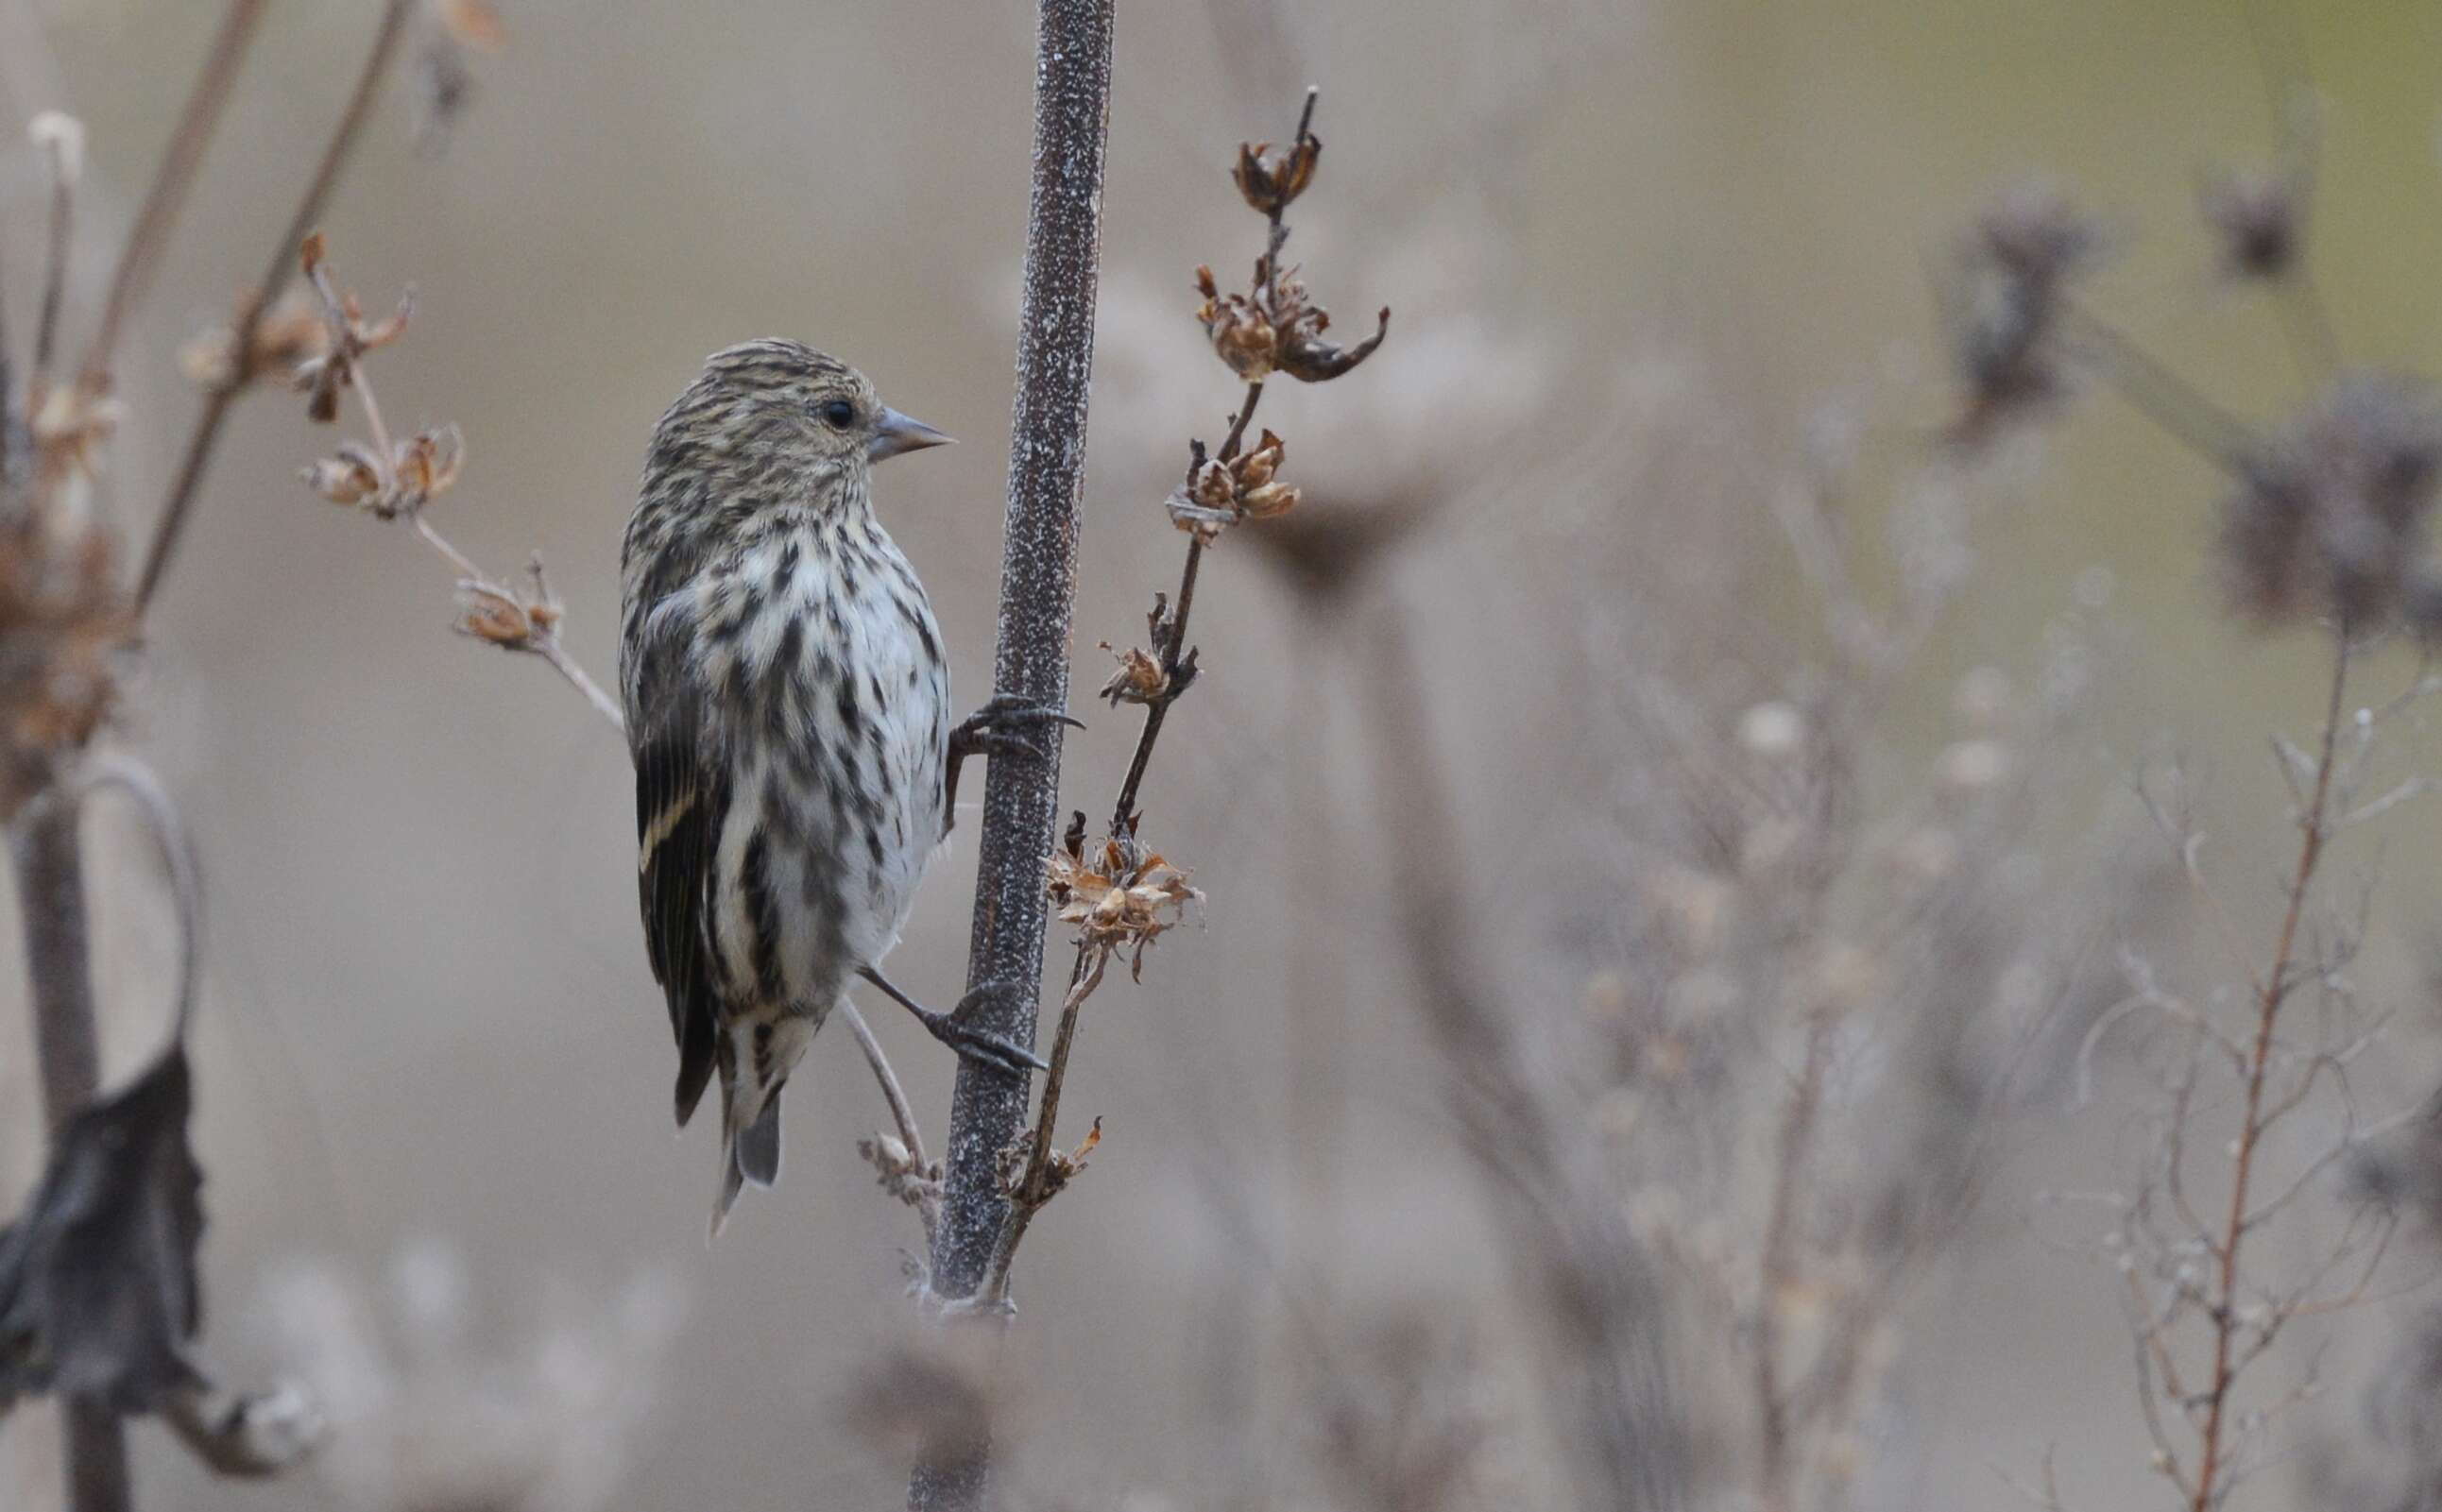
{"left": 1753, "top": 1016, "right": 1836, "bottom": 1512}
{"left": 2063, "top": 301, "right": 2262, "bottom": 467}
{"left": 76, "top": 0, "right": 269, "bottom": 389}
{"left": 2187, "top": 626, "right": 2350, "bottom": 1512}
{"left": 135, "top": 0, "right": 416, "bottom": 615}
{"left": 1106, "top": 379, "right": 1256, "bottom": 833}
{"left": 32, "top": 112, "right": 77, "bottom": 388}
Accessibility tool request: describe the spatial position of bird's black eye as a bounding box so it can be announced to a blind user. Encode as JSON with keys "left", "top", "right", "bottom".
{"left": 817, "top": 399, "right": 857, "bottom": 429}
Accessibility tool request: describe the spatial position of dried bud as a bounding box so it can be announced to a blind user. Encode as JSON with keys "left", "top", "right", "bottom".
{"left": 28, "top": 382, "right": 123, "bottom": 484}
{"left": 453, "top": 582, "right": 532, "bottom": 648}
{"left": 390, "top": 424, "right": 465, "bottom": 508}
{"left": 1098, "top": 642, "right": 1170, "bottom": 706}
{"left": 1038, "top": 1117, "right": 1102, "bottom": 1199}
{"left": 1945, "top": 181, "right": 2108, "bottom": 443}
{"left": 2200, "top": 165, "right": 2301, "bottom": 281}
{"left": 1190, "top": 457, "right": 1237, "bottom": 511}
{"left": 299, "top": 442, "right": 387, "bottom": 506}
{"left": 1165, "top": 429, "right": 1304, "bottom": 540}
{"left": 1196, "top": 273, "right": 1278, "bottom": 380}
{"left": 2219, "top": 376, "right": 2442, "bottom": 628}
{"left": 1232, "top": 132, "right": 1320, "bottom": 214}
{"left": 296, "top": 354, "right": 349, "bottom": 424}
{"left": 454, "top": 559, "right": 563, "bottom": 651}
{"left": 1275, "top": 297, "right": 1390, "bottom": 383}
{"left": 856, "top": 1131, "right": 938, "bottom": 1213}
{"left": 348, "top": 290, "right": 416, "bottom": 354}
{"left": 293, "top": 235, "right": 417, "bottom": 420}
{"left": 1238, "top": 481, "right": 1300, "bottom": 518}
{"left": 1235, "top": 438, "right": 1278, "bottom": 489}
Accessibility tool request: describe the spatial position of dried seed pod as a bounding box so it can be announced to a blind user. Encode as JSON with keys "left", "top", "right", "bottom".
{"left": 1232, "top": 131, "right": 1320, "bottom": 214}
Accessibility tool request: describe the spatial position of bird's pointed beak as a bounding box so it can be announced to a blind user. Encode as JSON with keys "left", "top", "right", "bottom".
{"left": 868, "top": 407, "right": 953, "bottom": 463}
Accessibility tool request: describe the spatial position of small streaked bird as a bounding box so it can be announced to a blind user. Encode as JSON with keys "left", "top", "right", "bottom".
{"left": 620, "top": 340, "right": 1058, "bottom": 1232}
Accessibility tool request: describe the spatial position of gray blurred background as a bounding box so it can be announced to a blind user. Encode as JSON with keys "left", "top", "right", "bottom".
{"left": 5, "top": 1, "right": 2442, "bottom": 1508}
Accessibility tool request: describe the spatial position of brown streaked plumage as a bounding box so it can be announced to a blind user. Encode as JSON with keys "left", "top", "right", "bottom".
{"left": 619, "top": 339, "right": 1044, "bottom": 1232}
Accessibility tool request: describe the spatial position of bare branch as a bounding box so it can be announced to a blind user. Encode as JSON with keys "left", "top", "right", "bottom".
{"left": 135, "top": 0, "right": 417, "bottom": 615}
{"left": 76, "top": 0, "right": 269, "bottom": 388}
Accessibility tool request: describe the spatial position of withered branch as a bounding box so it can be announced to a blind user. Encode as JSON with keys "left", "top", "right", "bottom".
{"left": 76, "top": 0, "right": 268, "bottom": 388}
{"left": 135, "top": 0, "right": 416, "bottom": 615}
{"left": 968, "top": 86, "right": 1387, "bottom": 1315}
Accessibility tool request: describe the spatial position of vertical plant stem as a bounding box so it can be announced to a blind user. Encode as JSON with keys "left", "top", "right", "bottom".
{"left": 2188, "top": 626, "right": 2349, "bottom": 1512}
{"left": 910, "top": 0, "right": 1114, "bottom": 1506}
{"left": 12, "top": 796, "right": 132, "bottom": 1512}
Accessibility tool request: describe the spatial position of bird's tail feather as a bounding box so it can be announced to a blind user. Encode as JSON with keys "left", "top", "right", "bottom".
{"left": 708, "top": 1010, "right": 820, "bottom": 1237}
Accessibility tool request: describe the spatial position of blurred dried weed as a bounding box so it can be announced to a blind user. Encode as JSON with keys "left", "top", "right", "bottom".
{"left": 260, "top": 1244, "right": 680, "bottom": 1512}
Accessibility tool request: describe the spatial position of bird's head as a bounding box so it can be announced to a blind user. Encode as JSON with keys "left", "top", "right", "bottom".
{"left": 663, "top": 338, "right": 951, "bottom": 496}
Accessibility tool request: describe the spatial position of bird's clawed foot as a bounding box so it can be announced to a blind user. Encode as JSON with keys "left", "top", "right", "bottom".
{"left": 859, "top": 967, "right": 1048, "bottom": 1079}
{"left": 945, "top": 694, "right": 1084, "bottom": 830}
{"left": 949, "top": 692, "right": 1084, "bottom": 764}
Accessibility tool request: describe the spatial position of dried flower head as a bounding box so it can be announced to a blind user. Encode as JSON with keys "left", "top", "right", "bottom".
{"left": 299, "top": 425, "right": 462, "bottom": 519}
{"left": 1234, "top": 132, "right": 1321, "bottom": 215}
{"left": 1946, "top": 182, "right": 2108, "bottom": 442}
{"left": 1195, "top": 263, "right": 1278, "bottom": 380}
{"left": 28, "top": 381, "right": 123, "bottom": 489}
{"left": 1098, "top": 641, "right": 1170, "bottom": 706}
{"left": 997, "top": 1117, "right": 1101, "bottom": 1202}
{"left": 2219, "top": 376, "right": 2442, "bottom": 629}
{"left": 1167, "top": 430, "right": 1304, "bottom": 542}
{"left": 1271, "top": 266, "right": 1391, "bottom": 383}
{"left": 293, "top": 232, "right": 415, "bottom": 423}
{"left": 856, "top": 1132, "right": 941, "bottom": 1216}
{"left": 300, "top": 443, "right": 386, "bottom": 508}
{"left": 2200, "top": 164, "right": 2305, "bottom": 281}
{"left": 1046, "top": 837, "right": 1202, "bottom": 981}
{"left": 454, "top": 556, "right": 564, "bottom": 651}
{"left": 1193, "top": 260, "right": 1389, "bottom": 386}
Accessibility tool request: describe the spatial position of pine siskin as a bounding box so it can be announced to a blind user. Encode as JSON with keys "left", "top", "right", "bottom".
{"left": 620, "top": 340, "right": 1055, "bottom": 1232}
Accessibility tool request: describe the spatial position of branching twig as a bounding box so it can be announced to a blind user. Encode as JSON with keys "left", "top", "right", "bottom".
{"left": 75, "top": 0, "right": 268, "bottom": 388}
{"left": 135, "top": 0, "right": 416, "bottom": 614}
{"left": 970, "top": 83, "right": 1375, "bottom": 1316}
{"left": 2186, "top": 626, "right": 2351, "bottom": 1512}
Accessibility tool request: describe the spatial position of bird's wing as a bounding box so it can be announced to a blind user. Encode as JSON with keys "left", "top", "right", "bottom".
{"left": 632, "top": 656, "right": 725, "bottom": 1129}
